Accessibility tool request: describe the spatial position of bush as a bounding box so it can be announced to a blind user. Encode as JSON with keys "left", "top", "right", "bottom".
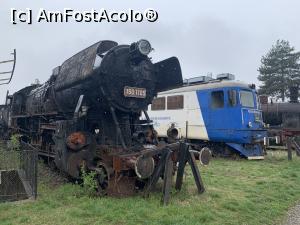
{"left": 81, "top": 166, "right": 98, "bottom": 197}
{"left": 10, "top": 134, "right": 21, "bottom": 151}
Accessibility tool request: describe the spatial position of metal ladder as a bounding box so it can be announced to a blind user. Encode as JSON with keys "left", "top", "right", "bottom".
{"left": 0, "top": 49, "right": 16, "bottom": 86}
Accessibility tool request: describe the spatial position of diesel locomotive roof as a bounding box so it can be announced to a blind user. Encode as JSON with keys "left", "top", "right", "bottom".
{"left": 158, "top": 80, "right": 251, "bottom": 95}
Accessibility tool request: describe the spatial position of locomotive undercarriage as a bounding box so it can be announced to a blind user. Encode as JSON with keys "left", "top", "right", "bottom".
{"left": 10, "top": 109, "right": 183, "bottom": 196}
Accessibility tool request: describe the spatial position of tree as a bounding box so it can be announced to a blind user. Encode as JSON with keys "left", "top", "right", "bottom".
{"left": 258, "top": 40, "right": 300, "bottom": 102}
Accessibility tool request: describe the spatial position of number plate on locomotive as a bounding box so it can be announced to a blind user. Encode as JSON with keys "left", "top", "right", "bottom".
{"left": 124, "top": 86, "right": 146, "bottom": 98}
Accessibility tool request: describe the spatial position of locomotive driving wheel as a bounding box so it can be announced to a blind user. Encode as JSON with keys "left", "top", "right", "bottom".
{"left": 94, "top": 163, "right": 110, "bottom": 195}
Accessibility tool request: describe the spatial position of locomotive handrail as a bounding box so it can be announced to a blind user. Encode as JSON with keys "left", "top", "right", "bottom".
{"left": 0, "top": 49, "right": 16, "bottom": 86}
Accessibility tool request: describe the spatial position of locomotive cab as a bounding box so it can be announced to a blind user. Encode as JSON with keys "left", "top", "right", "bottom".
{"left": 208, "top": 86, "right": 264, "bottom": 139}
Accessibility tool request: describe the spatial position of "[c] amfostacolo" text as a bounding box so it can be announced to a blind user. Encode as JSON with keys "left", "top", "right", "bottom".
{"left": 10, "top": 8, "right": 159, "bottom": 24}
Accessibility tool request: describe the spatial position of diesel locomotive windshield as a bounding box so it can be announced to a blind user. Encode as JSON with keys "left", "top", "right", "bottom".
{"left": 240, "top": 90, "right": 255, "bottom": 108}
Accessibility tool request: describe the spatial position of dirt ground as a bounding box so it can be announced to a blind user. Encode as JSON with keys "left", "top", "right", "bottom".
{"left": 38, "top": 162, "right": 68, "bottom": 187}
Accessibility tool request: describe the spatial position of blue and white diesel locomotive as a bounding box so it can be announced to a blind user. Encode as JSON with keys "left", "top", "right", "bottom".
{"left": 146, "top": 74, "right": 267, "bottom": 159}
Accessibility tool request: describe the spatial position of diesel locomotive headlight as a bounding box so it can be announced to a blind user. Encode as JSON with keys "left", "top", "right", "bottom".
{"left": 137, "top": 39, "right": 152, "bottom": 56}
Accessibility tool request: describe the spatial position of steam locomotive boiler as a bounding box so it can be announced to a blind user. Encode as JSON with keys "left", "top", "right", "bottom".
{"left": 4, "top": 40, "right": 184, "bottom": 195}
{"left": 260, "top": 91, "right": 300, "bottom": 145}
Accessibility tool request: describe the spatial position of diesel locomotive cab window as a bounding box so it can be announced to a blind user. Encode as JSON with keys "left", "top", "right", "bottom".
{"left": 228, "top": 90, "right": 237, "bottom": 107}
{"left": 211, "top": 91, "right": 224, "bottom": 108}
{"left": 167, "top": 95, "right": 184, "bottom": 110}
{"left": 256, "top": 93, "right": 261, "bottom": 109}
{"left": 151, "top": 97, "right": 166, "bottom": 110}
{"left": 240, "top": 90, "right": 255, "bottom": 108}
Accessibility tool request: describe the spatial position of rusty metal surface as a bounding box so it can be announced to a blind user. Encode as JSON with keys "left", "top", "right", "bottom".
{"left": 0, "top": 39, "right": 189, "bottom": 202}
{"left": 54, "top": 41, "right": 117, "bottom": 92}
{"left": 66, "top": 132, "right": 87, "bottom": 151}
{"left": 106, "top": 174, "right": 137, "bottom": 197}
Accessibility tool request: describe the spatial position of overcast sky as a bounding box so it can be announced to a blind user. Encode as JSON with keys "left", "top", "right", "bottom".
{"left": 0, "top": 0, "right": 300, "bottom": 103}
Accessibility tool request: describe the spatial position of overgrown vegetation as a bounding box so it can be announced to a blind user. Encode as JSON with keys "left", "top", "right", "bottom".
{"left": 9, "top": 134, "right": 21, "bottom": 151}
{"left": 0, "top": 135, "right": 21, "bottom": 170}
{"left": 0, "top": 151, "right": 300, "bottom": 225}
{"left": 81, "top": 167, "right": 98, "bottom": 197}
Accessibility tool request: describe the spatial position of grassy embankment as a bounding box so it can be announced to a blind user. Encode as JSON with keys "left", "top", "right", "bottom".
{"left": 0, "top": 151, "right": 300, "bottom": 225}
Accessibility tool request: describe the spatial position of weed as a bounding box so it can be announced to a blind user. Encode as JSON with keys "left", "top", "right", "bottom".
{"left": 81, "top": 167, "right": 98, "bottom": 197}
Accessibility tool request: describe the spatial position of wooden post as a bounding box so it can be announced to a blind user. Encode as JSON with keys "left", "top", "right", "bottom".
{"left": 161, "top": 150, "right": 173, "bottom": 205}
{"left": 287, "top": 137, "right": 292, "bottom": 161}
{"left": 175, "top": 142, "right": 188, "bottom": 191}
{"left": 185, "top": 121, "right": 188, "bottom": 141}
{"left": 188, "top": 151, "right": 205, "bottom": 194}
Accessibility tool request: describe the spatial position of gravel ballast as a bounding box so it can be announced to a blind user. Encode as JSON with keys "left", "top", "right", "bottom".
{"left": 284, "top": 203, "right": 300, "bottom": 225}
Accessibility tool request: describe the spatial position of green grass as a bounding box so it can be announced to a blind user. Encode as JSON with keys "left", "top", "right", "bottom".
{"left": 1, "top": 151, "right": 300, "bottom": 225}
{"left": 0, "top": 149, "right": 20, "bottom": 170}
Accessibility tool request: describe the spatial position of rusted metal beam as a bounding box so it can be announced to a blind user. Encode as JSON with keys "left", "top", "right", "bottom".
{"left": 110, "top": 106, "right": 127, "bottom": 149}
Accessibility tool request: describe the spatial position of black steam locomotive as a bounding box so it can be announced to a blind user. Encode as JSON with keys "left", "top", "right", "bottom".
{"left": 260, "top": 90, "right": 300, "bottom": 144}
{"left": 0, "top": 40, "right": 184, "bottom": 195}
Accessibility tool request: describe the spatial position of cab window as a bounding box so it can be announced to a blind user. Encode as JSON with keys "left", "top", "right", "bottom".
{"left": 240, "top": 90, "right": 254, "bottom": 108}
{"left": 228, "top": 90, "right": 237, "bottom": 107}
{"left": 167, "top": 95, "right": 184, "bottom": 110}
{"left": 255, "top": 93, "right": 260, "bottom": 109}
{"left": 151, "top": 97, "right": 165, "bottom": 111}
{"left": 211, "top": 91, "right": 224, "bottom": 108}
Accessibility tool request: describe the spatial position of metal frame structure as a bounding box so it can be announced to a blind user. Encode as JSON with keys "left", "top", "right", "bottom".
{"left": 144, "top": 142, "right": 205, "bottom": 205}
{"left": 0, "top": 49, "right": 16, "bottom": 86}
